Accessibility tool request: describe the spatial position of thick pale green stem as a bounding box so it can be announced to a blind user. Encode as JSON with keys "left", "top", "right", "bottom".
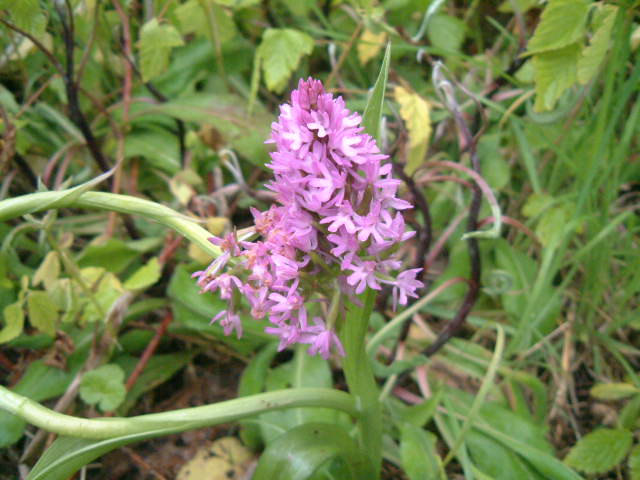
{"left": 341, "top": 289, "right": 382, "bottom": 478}
{"left": 0, "top": 190, "right": 221, "bottom": 258}
{"left": 0, "top": 385, "right": 357, "bottom": 439}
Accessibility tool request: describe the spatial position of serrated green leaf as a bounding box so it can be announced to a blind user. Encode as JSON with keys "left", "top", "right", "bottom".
{"left": 591, "top": 383, "right": 640, "bottom": 401}
{"left": 252, "top": 423, "right": 375, "bottom": 480}
{"left": 400, "top": 424, "right": 443, "bottom": 480}
{"left": 138, "top": 19, "right": 184, "bottom": 82}
{"left": 79, "top": 364, "right": 126, "bottom": 412}
{"left": 527, "top": 0, "right": 590, "bottom": 55}
{"left": 565, "top": 428, "right": 633, "bottom": 475}
{"left": 629, "top": 445, "right": 640, "bottom": 480}
{"left": 577, "top": 5, "right": 617, "bottom": 85}
{"left": 0, "top": 301, "right": 24, "bottom": 343}
{"left": 27, "top": 291, "right": 58, "bottom": 336}
{"left": 533, "top": 43, "right": 581, "bottom": 112}
{"left": 0, "top": 0, "right": 47, "bottom": 37}
{"left": 258, "top": 29, "right": 314, "bottom": 93}
{"left": 124, "top": 257, "right": 161, "bottom": 291}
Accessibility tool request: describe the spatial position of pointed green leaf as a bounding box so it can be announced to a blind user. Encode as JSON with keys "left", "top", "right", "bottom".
{"left": 362, "top": 42, "right": 390, "bottom": 143}
{"left": 629, "top": 444, "right": 640, "bottom": 480}
{"left": 258, "top": 29, "right": 314, "bottom": 93}
{"left": 138, "top": 19, "right": 184, "bottom": 82}
{"left": 253, "top": 423, "right": 375, "bottom": 480}
{"left": 565, "top": 428, "right": 633, "bottom": 475}
{"left": 527, "top": 0, "right": 590, "bottom": 55}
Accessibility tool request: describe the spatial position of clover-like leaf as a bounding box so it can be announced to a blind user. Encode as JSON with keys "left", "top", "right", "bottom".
{"left": 79, "top": 364, "right": 126, "bottom": 412}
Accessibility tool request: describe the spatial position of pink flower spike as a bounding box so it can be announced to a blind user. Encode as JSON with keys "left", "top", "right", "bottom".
{"left": 211, "top": 310, "right": 243, "bottom": 338}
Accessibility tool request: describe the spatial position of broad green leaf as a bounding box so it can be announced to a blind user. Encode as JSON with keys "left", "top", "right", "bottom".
{"left": 175, "top": 0, "right": 236, "bottom": 44}
{"left": 258, "top": 347, "right": 342, "bottom": 445}
{"left": 399, "top": 386, "right": 443, "bottom": 428}
{"left": 629, "top": 445, "right": 640, "bottom": 480}
{"left": 394, "top": 86, "right": 431, "bottom": 175}
{"left": 252, "top": 423, "right": 375, "bottom": 480}
{"left": 124, "top": 131, "right": 181, "bottom": 174}
{"left": 427, "top": 14, "right": 466, "bottom": 52}
{"left": 0, "top": 411, "right": 26, "bottom": 448}
{"left": 535, "top": 202, "right": 574, "bottom": 247}
{"left": 33, "top": 251, "right": 61, "bottom": 291}
{"left": 123, "top": 257, "right": 161, "bottom": 291}
{"left": 400, "top": 424, "right": 443, "bottom": 480}
{"left": 577, "top": 5, "right": 617, "bottom": 85}
{"left": 527, "top": 0, "right": 590, "bottom": 55}
{"left": 478, "top": 134, "right": 510, "bottom": 191}
{"left": 79, "top": 364, "right": 126, "bottom": 412}
{"left": 79, "top": 268, "right": 124, "bottom": 323}
{"left": 0, "top": 0, "right": 47, "bottom": 36}
{"left": 591, "top": 383, "right": 640, "bottom": 401}
{"left": 27, "top": 291, "right": 58, "bottom": 336}
{"left": 522, "top": 193, "right": 554, "bottom": 218}
{"left": 565, "top": 428, "right": 633, "bottom": 475}
{"left": 532, "top": 43, "right": 581, "bottom": 112}
{"left": 0, "top": 301, "right": 24, "bottom": 343}
{"left": 362, "top": 42, "right": 390, "bottom": 143}
{"left": 258, "top": 29, "right": 314, "bottom": 93}
{"left": 138, "top": 19, "right": 185, "bottom": 82}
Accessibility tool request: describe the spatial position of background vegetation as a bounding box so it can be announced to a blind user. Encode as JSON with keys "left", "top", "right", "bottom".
{"left": 0, "top": 0, "right": 639, "bottom": 478}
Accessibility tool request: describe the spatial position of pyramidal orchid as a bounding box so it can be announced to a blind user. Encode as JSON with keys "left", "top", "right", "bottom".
{"left": 193, "top": 78, "right": 422, "bottom": 359}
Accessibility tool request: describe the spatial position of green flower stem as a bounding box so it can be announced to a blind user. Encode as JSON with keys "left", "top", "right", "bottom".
{"left": 0, "top": 385, "right": 357, "bottom": 440}
{"left": 0, "top": 190, "right": 221, "bottom": 258}
{"left": 341, "top": 289, "right": 382, "bottom": 478}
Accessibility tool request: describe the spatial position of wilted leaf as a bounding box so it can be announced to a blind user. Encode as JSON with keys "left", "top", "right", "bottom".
{"left": 79, "top": 364, "right": 126, "bottom": 412}
{"left": 527, "top": 0, "right": 590, "bottom": 55}
{"left": 565, "top": 428, "right": 633, "bottom": 475}
{"left": 138, "top": 19, "right": 184, "bottom": 82}
{"left": 258, "top": 29, "right": 314, "bottom": 93}
{"left": 394, "top": 86, "right": 431, "bottom": 175}
{"left": 357, "top": 29, "right": 387, "bottom": 65}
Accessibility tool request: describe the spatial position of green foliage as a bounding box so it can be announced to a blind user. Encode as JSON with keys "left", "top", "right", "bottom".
{"left": 254, "top": 28, "right": 314, "bottom": 93}
{"left": 123, "top": 257, "right": 161, "bottom": 291}
{"left": 400, "top": 425, "right": 444, "bottom": 480}
{"left": 79, "top": 364, "right": 127, "bottom": 412}
{"left": 565, "top": 428, "right": 633, "bottom": 475}
{"left": 138, "top": 19, "right": 185, "bottom": 82}
{"left": 0, "top": 0, "right": 47, "bottom": 36}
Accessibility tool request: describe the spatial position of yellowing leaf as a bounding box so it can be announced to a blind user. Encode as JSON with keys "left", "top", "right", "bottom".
{"left": 138, "top": 19, "right": 184, "bottom": 82}
{"left": 177, "top": 437, "right": 254, "bottom": 480}
{"left": 357, "top": 29, "right": 387, "bottom": 65}
{"left": 577, "top": 5, "right": 617, "bottom": 85}
{"left": 258, "top": 29, "right": 314, "bottom": 93}
{"left": 527, "top": 0, "right": 590, "bottom": 55}
{"left": 394, "top": 86, "right": 431, "bottom": 175}
{"left": 532, "top": 42, "right": 580, "bottom": 112}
